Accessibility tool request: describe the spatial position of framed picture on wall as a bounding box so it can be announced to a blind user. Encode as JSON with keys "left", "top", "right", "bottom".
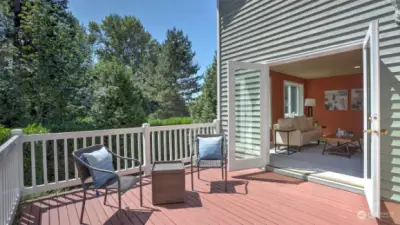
{"left": 324, "top": 89, "right": 348, "bottom": 110}
{"left": 351, "top": 88, "right": 363, "bottom": 110}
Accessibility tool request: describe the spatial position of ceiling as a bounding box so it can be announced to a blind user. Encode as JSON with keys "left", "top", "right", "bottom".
{"left": 270, "top": 49, "right": 363, "bottom": 79}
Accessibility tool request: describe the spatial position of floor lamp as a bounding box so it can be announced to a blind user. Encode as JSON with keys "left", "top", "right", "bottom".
{"left": 305, "top": 98, "right": 316, "bottom": 117}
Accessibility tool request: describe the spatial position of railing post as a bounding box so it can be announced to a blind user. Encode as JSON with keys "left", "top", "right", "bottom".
{"left": 213, "top": 119, "right": 221, "bottom": 134}
{"left": 142, "top": 123, "right": 151, "bottom": 176}
{"left": 11, "top": 129, "right": 24, "bottom": 193}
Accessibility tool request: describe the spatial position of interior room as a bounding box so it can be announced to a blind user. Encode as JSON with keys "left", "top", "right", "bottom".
{"left": 268, "top": 49, "right": 364, "bottom": 188}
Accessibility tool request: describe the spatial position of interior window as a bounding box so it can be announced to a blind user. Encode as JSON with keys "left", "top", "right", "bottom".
{"left": 284, "top": 81, "right": 304, "bottom": 118}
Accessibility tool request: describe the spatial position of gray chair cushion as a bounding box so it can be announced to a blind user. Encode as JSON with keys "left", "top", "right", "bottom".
{"left": 86, "top": 175, "right": 139, "bottom": 193}
{"left": 197, "top": 159, "right": 224, "bottom": 168}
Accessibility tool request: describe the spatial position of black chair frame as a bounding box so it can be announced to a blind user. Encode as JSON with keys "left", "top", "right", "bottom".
{"left": 72, "top": 145, "right": 142, "bottom": 224}
{"left": 190, "top": 134, "right": 228, "bottom": 192}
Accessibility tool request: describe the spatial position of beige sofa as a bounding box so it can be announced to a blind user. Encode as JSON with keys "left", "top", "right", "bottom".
{"left": 273, "top": 116, "right": 322, "bottom": 151}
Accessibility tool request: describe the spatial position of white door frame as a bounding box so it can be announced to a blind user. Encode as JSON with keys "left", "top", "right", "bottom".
{"left": 262, "top": 33, "right": 381, "bottom": 218}
{"left": 362, "top": 20, "right": 381, "bottom": 218}
{"left": 228, "top": 61, "right": 269, "bottom": 171}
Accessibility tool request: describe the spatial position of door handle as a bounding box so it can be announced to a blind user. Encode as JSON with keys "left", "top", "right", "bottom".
{"left": 380, "top": 129, "right": 388, "bottom": 135}
{"left": 363, "top": 129, "right": 372, "bottom": 134}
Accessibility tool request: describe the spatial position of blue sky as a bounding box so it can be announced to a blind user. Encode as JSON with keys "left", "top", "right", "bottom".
{"left": 68, "top": 0, "right": 217, "bottom": 75}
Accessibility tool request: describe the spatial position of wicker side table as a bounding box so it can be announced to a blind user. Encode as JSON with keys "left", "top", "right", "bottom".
{"left": 152, "top": 161, "right": 185, "bottom": 205}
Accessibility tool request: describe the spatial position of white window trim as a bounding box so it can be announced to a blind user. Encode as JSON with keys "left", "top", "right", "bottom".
{"left": 283, "top": 80, "right": 304, "bottom": 118}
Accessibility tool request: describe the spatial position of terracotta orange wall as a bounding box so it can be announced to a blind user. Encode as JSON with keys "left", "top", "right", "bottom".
{"left": 270, "top": 71, "right": 307, "bottom": 124}
{"left": 305, "top": 74, "right": 363, "bottom": 136}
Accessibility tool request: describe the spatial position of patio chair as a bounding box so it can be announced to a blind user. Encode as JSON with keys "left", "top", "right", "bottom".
{"left": 191, "top": 134, "right": 228, "bottom": 192}
{"left": 73, "top": 145, "right": 142, "bottom": 224}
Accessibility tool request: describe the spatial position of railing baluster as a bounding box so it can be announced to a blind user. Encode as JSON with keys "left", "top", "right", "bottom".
{"left": 108, "top": 135, "right": 112, "bottom": 149}
{"left": 92, "top": 136, "right": 95, "bottom": 145}
{"left": 54, "top": 139, "right": 58, "bottom": 183}
{"left": 184, "top": 129, "right": 188, "bottom": 158}
{"left": 74, "top": 138, "right": 78, "bottom": 179}
{"left": 31, "top": 141, "right": 36, "bottom": 188}
{"left": 151, "top": 132, "right": 155, "bottom": 163}
{"left": 168, "top": 130, "right": 173, "bottom": 161}
{"left": 124, "top": 133, "right": 127, "bottom": 170}
{"left": 64, "top": 139, "right": 68, "bottom": 181}
{"left": 131, "top": 133, "right": 135, "bottom": 168}
{"left": 157, "top": 131, "right": 161, "bottom": 161}
{"left": 174, "top": 129, "right": 178, "bottom": 160}
{"left": 157, "top": 131, "right": 162, "bottom": 161}
{"left": 83, "top": 137, "right": 87, "bottom": 148}
{"left": 189, "top": 129, "right": 193, "bottom": 158}
{"left": 179, "top": 129, "right": 183, "bottom": 160}
{"left": 42, "top": 140, "right": 48, "bottom": 185}
{"left": 101, "top": 135, "right": 104, "bottom": 145}
{"left": 163, "top": 131, "right": 167, "bottom": 161}
{"left": 116, "top": 134, "right": 120, "bottom": 171}
{"left": 137, "top": 133, "right": 142, "bottom": 165}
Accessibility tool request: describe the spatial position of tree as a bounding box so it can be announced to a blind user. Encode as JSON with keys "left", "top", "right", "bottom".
{"left": 16, "top": 0, "right": 92, "bottom": 125}
{"left": 160, "top": 28, "right": 200, "bottom": 103}
{"left": 147, "top": 28, "right": 200, "bottom": 119}
{"left": 190, "top": 54, "right": 217, "bottom": 123}
{"left": 90, "top": 58, "right": 146, "bottom": 128}
{"left": 88, "top": 14, "right": 154, "bottom": 73}
{"left": 0, "top": 0, "right": 21, "bottom": 126}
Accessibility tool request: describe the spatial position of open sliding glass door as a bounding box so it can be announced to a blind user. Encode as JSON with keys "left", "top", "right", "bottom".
{"left": 363, "top": 20, "right": 381, "bottom": 218}
{"left": 228, "top": 61, "right": 269, "bottom": 171}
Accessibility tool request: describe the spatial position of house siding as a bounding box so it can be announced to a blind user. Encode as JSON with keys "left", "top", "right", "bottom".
{"left": 218, "top": 0, "right": 400, "bottom": 202}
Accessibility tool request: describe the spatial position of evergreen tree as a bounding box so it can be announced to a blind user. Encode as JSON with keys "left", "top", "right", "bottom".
{"left": 148, "top": 28, "right": 200, "bottom": 119}
{"left": 90, "top": 58, "right": 146, "bottom": 128}
{"left": 16, "top": 0, "right": 92, "bottom": 124}
{"left": 190, "top": 54, "right": 217, "bottom": 122}
{"left": 0, "top": 0, "right": 21, "bottom": 126}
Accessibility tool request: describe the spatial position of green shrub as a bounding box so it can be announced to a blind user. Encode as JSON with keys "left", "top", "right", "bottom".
{"left": 0, "top": 125, "right": 11, "bottom": 144}
{"left": 23, "top": 123, "right": 49, "bottom": 134}
{"left": 148, "top": 117, "right": 193, "bottom": 126}
{"left": 43, "top": 118, "right": 97, "bottom": 133}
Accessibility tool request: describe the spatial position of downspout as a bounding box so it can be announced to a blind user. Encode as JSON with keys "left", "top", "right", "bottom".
{"left": 392, "top": 0, "right": 400, "bottom": 25}
{"left": 216, "top": 0, "right": 221, "bottom": 121}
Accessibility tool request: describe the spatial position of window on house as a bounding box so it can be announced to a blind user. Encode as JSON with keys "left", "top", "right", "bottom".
{"left": 284, "top": 81, "right": 304, "bottom": 118}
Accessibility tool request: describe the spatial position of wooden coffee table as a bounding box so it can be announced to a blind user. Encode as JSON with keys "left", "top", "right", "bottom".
{"left": 321, "top": 134, "right": 363, "bottom": 158}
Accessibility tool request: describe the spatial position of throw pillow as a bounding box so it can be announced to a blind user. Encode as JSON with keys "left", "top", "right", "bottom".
{"left": 198, "top": 136, "right": 223, "bottom": 160}
{"left": 296, "top": 116, "right": 309, "bottom": 131}
{"left": 278, "top": 118, "right": 293, "bottom": 129}
{"left": 82, "top": 146, "right": 115, "bottom": 188}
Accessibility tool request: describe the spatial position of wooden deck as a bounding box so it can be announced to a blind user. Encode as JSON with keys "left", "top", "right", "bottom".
{"left": 17, "top": 168, "right": 400, "bottom": 225}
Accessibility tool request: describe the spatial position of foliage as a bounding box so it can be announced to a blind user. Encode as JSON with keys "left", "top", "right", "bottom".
{"left": 1, "top": 0, "right": 207, "bottom": 131}
{"left": 0, "top": 1, "right": 21, "bottom": 127}
{"left": 22, "top": 123, "right": 49, "bottom": 134}
{"left": 90, "top": 58, "right": 147, "bottom": 128}
{"left": 88, "top": 14, "right": 153, "bottom": 73}
{"left": 190, "top": 54, "right": 217, "bottom": 123}
{"left": 148, "top": 117, "right": 193, "bottom": 126}
{"left": 148, "top": 28, "right": 200, "bottom": 118}
{"left": 16, "top": 0, "right": 92, "bottom": 125}
{"left": 0, "top": 124, "right": 11, "bottom": 144}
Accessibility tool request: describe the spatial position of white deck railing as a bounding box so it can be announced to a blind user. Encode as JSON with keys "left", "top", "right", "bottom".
{"left": 0, "top": 120, "right": 219, "bottom": 225}
{"left": 0, "top": 133, "right": 23, "bottom": 225}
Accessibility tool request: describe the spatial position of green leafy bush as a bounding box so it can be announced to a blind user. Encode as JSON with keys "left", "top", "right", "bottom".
{"left": 0, "top": 125, "right": 11, "bottom": 144}
{"left": 23, "top": 123, "right": 49, "bottom": 134}
{"left": 148, "top": 117, "right": 193, "bottom": 126}
{"left": 43, "top": 118, "right": 97, "bottom": 133}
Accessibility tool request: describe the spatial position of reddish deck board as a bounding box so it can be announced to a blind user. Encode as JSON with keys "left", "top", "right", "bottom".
{"left": 17, "top": 168, "right": 400, "bottom": 225}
